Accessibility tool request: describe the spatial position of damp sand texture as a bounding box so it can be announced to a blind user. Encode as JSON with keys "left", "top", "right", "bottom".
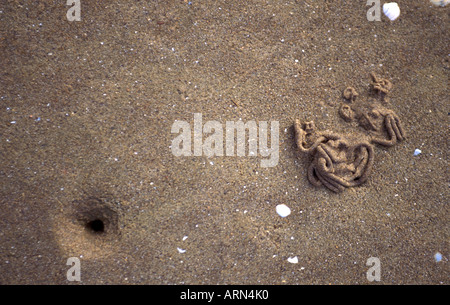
{"left": 0, "top": 1, "right": 448, "bottom": 284}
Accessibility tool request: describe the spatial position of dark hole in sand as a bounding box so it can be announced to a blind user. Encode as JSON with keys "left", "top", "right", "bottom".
{"left": 86, "top": 218, "right": 105, "bottom": 233}
{"left": 70, "top": 196, "right": 121, "bottom": 241}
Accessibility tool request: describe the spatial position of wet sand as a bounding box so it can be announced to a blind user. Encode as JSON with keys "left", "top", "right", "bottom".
{"left": 0, "top": 1, "right": 448, "bottom": 284}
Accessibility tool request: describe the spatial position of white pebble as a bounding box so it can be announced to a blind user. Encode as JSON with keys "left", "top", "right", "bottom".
{"left": 182, "top": 236, "right": 188, "bottom": 241}
{"left": 287, "top": 256, "right": 298, "bottom": 264}
{"left": 177, "top": 247, "right": 186, "bottom": 254}
{"left": 434, "top": 252, "right": 442, "bottom": 262}
{"left": 276, "top": 204, "right": 291, "bottom": 217}
{"left": 383, "top": 2, "right": 400, "bottom": 21}
{"left": 414, "top": 149, "right": 422, "bottom": 156}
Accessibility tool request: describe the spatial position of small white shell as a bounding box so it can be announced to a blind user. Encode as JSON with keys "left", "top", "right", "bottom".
{"left": 287, "top": 256, "right": 298, "bottom": 264}
{"left": 383, "top": 2, "right": 400, "bottom": 21}
{"left": 434, "top": 252, "right": 442, "bottom": 262}
{"left": 276, "top": 204, "right": 291, "bottom": 217}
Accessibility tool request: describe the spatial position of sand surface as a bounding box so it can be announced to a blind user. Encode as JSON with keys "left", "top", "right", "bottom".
{"left": 0, "top": 0, "right": 448, "bottom": 284}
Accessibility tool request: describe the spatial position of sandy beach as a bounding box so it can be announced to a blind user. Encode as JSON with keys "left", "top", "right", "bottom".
{"left": 0, "top": 0, "right": 448, "bottom": 284}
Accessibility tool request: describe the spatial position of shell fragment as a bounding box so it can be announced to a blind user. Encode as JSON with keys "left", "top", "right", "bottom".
{"left": 276, "top": 204, "right": 291, "bottom": 217}
{"left": 287, "top": 256, "right": 298, "bottom": 264}
{"left": 383, "top": 2, "right": 401, "bottom": 21}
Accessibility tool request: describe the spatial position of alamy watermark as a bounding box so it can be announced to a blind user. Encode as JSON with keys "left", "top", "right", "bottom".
{"left": 366, "top": 0, "right": 381, "bottom": 21}
{"left": 366, "top": 257, "right": 381, "bottom": 282}
{"left": 66, "top": 257, "right": 81, "bottom": 281}
{"left": 67, "top": 1, "right": 383, "bottom": 23}
{"left": 67, "top": 0, "right": 81, "bottom": 21}
{"left": 170, "top": 113, "right": 279, "bottom": 167}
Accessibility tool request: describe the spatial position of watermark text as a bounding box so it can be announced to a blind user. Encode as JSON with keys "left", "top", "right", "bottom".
{"left": 171, "top": 113, "right": 279, "bottom": 167}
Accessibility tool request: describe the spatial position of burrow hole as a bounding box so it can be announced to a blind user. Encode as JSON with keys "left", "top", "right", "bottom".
{"left": 85, "top": 218, "right": 105, "bottom": 234}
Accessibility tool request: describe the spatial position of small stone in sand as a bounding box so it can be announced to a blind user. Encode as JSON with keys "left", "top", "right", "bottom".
{"left": 276, "top": 204, "right": 291, "bottom": 217}
{"left": 287, "top": 256, "right": 298, "bottom": 264}
{"left": 434, "top": 252, "right": 442, "bottom": 262}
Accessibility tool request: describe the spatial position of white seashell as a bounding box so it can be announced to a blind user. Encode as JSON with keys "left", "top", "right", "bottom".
{"left": 413, "top": 149, "right": 422, "bottom": 156}
{"left": 177, "top": 247, "right": 186, "bottom": 253}
{"left": 383, "top": 2, "right": 400, "bottom": 21}
{"left": 434, "top": 252, "right": 442, "bottom": 262}
{"left": 287, "top": 256, "right": 298, "bottom": 264}
{"left": 276, "top": 204, "right": 291, "bottom": 217}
